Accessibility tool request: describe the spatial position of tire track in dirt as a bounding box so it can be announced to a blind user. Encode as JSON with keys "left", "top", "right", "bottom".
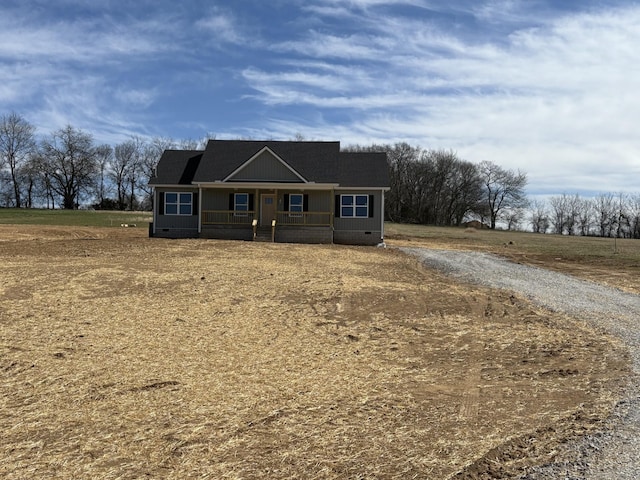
{"left": 458, "top": 358, "right": 481, "bottom": 420}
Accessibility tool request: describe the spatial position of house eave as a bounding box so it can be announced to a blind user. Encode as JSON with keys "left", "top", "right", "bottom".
{"left": 193, "top": 181, "right": 340, "bottom": 190}
{"left": 148, "top": 183, "right": 198, "bottom": 189}
{"left": 334, "top": 186, "right": 391, "bottom": 191}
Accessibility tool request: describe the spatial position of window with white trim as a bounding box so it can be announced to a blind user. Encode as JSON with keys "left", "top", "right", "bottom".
{"left": 340, "top": 194, "right": 368, "bottom": 218}
{"left": 289, "top": 193, "right": 303, "bottom": 216}
{"left": 234, "top": 193, "right": 249, "bottom": 216}
{"left": 165, "top": 192, "right": 193, "bottom": 215}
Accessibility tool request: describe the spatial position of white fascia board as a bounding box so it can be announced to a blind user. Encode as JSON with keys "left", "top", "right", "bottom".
{"left": 148, "top": 184, "right": 199, "bottom": 189}
{"left": 194, "top": 182, "right": 339, "bottom": 190}
{"left": 334, "top": 186, "right": 391, "bottom": 191}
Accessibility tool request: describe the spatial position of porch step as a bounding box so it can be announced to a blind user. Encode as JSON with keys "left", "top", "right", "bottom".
{"left": 254, "top": 227, "right": 273, "bottom": 242}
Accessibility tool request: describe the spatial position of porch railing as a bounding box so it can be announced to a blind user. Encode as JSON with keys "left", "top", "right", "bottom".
{"left": 276, "top": 211, "right": 332, "bottom": 226}
{"left": 202, "top": 210, "right": 256, "bottom": 225}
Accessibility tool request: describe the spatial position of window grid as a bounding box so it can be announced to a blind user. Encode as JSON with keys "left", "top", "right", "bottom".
{"left": 234, "top": 193, "right": 249, "bottom": 216}
{"left": 340, "top": 194, "right": 368, "bottom": 218}
{"left": 165, "top": 192, "right": 192, "bottom": 216}
{"left": 289, "top": 194, "right": 304, "bottom": 216}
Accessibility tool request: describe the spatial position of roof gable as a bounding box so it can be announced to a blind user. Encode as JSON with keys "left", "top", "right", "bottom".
{"left": 192, "top": 140, "right": 341, "bottom": 184}
{"left": 149, "top": 140, "right": 390, "bottom": 189}
{"left": 224, "top": 146, "right": 307, "bottom": 183}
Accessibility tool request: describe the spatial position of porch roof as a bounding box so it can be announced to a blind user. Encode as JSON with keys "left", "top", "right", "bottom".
{"left": 194, "top": 181, "right": 339, "bottom": 190}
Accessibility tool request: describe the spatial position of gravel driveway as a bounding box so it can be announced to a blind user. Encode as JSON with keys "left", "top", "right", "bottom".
{"left": 400, "top": 247, "right": 640, "bottom": 479}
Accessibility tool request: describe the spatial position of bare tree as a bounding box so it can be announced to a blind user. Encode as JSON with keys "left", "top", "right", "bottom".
{"left": 343, "top": 143, "right": 484, "bottom": 226}
{"left": 414, "top": 149, "right": 482, "bottom": 226}
{"left": 178, "top": 133, "right": 216, "bottom": 151}
{"left": 549, "top": 195, "right": 566, "bottom": 234}
{"left": 549, "top": 194, "right": 593, "bottom": 236}
{"left": 450, "top": 160, "right": 483, "bottom": 225}
{"left": 530, "top": 199, "right": 550, "bottom": 233}
{"left": 504, "top": 206, "right": 527, "bottom": 231}
{"left": 19, "top": 152, "right": 43, "bottom": 208}
{"left": 139, "top": 136, "right": 175, "bottom": 210}
{"left": 0, "top": 169, "right": 11, "bottom": 206}
{"left": 0, "top": 112, "right": 36, "bottom": 207}
{"left": 614, "top": 192, "right": 629, "bottom": 238}
{"left": 39, "top": 125, "right": 98, "bottom": 209}
{"left": 94, "top": 144, "right": 113, "bottom": 208}
{"left": 386, "top": 143, "right": 421, "bottom": 222}
{"left": 560, "top": 193, "right": 582, "bottom": 235}
{"left": 626, "top": 194, "right": 640, "bottom": 239}
{"left": 594, "top": 193, "right": 617, "bottom": 237}
{"left": 178, "top": 138, "right": 200, "bottom": 150}
{"left": 110, "top": 140, "right": 138, "bottom": 210}
{"left": 576, "top": 196, "right": 594, "bottom": 236}
{"left": 125, "top": 136, "right": 147, "bottom": 210}
{"left": 477, "top": 161, "right": 528, "bottom": 229}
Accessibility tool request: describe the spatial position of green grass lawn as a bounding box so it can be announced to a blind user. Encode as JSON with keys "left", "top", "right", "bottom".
{"left": 0, "top": 208, "right": 152, "bottom": 228}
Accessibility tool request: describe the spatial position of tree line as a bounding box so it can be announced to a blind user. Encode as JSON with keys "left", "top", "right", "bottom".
{"left": 0, "top": 112, "right": 212, "bottom": 210}
{"left": 349, "top": 142, "right": 640, "bottom": 238}
{"left": 345, "top": 142, "right": 528, "bottom": 229}
{"left": 0, "top": 114, "right": 528, "bottom": 218}
{"left": 530, "top": 193, "right": 640, "bottom": 239}
{"left": 2, "top": 112, "right": 638, "bottom": 238}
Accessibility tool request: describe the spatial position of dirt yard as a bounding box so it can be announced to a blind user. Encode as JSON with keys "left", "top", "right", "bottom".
{"left": 0, "top": 225, "right": 631, "bottom": 478}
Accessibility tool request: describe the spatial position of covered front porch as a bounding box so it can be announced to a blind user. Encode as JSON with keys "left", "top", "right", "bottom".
{"left": 198, "top": 186, "right": 334, "bottom": 243}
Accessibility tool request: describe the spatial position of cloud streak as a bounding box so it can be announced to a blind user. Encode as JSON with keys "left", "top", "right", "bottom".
{"left": 0, "top": 1, "right": 638, "bottom": 196}
{"left": 241, "top": 2, "right": 640, "bottom": 194}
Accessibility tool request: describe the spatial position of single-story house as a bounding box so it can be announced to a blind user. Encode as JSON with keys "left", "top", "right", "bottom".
{"left": 148, "top": 140, "right": 390, "bottom": 245}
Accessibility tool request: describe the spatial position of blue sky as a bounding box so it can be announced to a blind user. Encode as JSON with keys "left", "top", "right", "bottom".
{"left": 1, "top": 0, "right": 639, "bottom": 197}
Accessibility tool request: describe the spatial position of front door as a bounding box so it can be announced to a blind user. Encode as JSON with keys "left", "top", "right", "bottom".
{"left": 260, "top": 194, "right": 276, "bottom": 226}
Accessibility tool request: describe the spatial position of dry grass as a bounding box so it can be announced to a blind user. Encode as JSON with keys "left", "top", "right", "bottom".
{"left": 0, "top": 225, "right": 631, "bottom": 478}
{"left": 386, "top": 223, "right": 640, "bottom": 294}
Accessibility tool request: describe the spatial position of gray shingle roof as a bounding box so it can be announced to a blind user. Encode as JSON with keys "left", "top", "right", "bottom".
{"left": 148, "top": 150, "right": 202, "bottom": 185}
{"left": 149, "top": 140, "right": 389, "bottom": 188}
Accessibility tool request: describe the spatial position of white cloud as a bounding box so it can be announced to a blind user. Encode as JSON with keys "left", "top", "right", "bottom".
{"left": 113, "top": 88, "right": 158, "bottom": 108}
{"left": 0, "top": 4, "right": 188, "bottom": 142}
{"left": 0, "top": 14, "right": 172, "bottom": 64}
{"left": 240, "top": 3, "right": 640, "bottom": 195}
{"left": 194, "top": 6, "right": 259, "bottom": 48}
{"left": 1, "top": 1, "right": 639, "bottom": 196}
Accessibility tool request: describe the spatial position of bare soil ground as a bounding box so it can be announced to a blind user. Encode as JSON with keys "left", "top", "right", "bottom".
{"left": 0, "top": 225, "right": 631, "bottom": 479}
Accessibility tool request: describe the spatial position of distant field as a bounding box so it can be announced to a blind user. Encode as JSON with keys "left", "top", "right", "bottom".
{"left": 385, "top": 223, "right": 640, "bottom": 294}
{"left": 0, "top": 208, "right": 152, "bottom": 228}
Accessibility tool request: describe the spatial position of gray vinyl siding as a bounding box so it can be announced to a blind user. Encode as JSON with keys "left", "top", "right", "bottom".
{"left": 154, "top": 187, "right": 198, "bottom": 231}
{"left": 151, "top": 186, "right": 384, "bottom": 244}
{"left": 334, "top": 190, "right": 383, "bottom": 232}
{"left": 202, "top": 189, "right": 236, "bottom": 210}
{"left": 200, "top": 188, "right": 332, "bottom": 213}
{"left": 279, "top": 190, "right": 331, "bottom": 212}
{"left": 228, "top": 151, "right": 302, "bottom": 182}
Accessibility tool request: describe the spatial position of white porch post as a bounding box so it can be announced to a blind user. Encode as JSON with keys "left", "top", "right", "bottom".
{"left": 198, "top": 186, "right": 202, "bottom": 234}
{"left": 152, "top": 187, "right": 157, "bottom": 236}
{"left": 381, "top": 189, "right": 385, "bottom": 240}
